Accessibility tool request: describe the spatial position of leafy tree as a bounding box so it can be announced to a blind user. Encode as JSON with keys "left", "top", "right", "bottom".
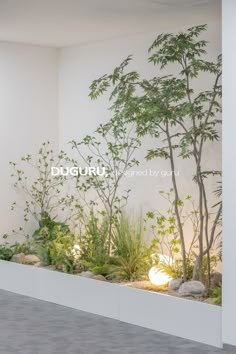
{"left": 10, "top": 141, "right": 79, "bottom": 237}
{"left": 70, "top": 121, "right": 140, "bottom": 255}
{"left": 89, "top": 25, "right": 222, "bottom": 285}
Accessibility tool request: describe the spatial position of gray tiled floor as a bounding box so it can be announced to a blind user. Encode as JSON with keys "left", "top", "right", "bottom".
{"left": 0, "top": 289, "right": 233, "bottom": 354}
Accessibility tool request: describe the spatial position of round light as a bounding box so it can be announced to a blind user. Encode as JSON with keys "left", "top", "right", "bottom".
{"left": 73, "top": 244, "right": 81, "bottom": 251}
{"left": 148, "top": 254, "right": 173, "bottom": 286}
{"left": 148, "top": 266, "right": 172, "bottom": 286}
{"left": 72, "top": 244, "right": 81, "bottom": 259}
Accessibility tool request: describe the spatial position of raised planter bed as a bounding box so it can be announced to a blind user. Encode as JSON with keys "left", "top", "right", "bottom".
{"left": 0, "top": 260, "right": 222, "bottom": 348}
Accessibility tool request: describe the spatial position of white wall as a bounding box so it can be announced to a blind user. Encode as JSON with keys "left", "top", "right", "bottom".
{"left": 222, "top": 0, "right": 236, "bottom": 347}
{"left": 58, "top": 21, "right": 222, "bottom": 244}
{"left": 0, "top": 43, "right": 59, "bottom": 239}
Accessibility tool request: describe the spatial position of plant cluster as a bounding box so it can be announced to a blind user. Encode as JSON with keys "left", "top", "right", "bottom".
{"left": 32, "top": 214, "right": 78, "bottom": 273}
{"left": 1, "top": 25, "right": 222, "bottom": 302}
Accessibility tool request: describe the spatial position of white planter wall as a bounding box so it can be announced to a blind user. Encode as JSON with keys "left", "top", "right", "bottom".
{"left": 119, "top": 287, "right": 222, "bottom": 347}
{"left": 0, "top": 261, "right": 222, "bottom": 348}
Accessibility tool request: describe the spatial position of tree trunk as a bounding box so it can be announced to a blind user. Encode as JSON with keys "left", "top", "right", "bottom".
{"left": 107, "top": 209, "right": 113, "bottom": 256}
{"left": 166, "top": 122, "right": 187, "bottom": 281}
{"left": 192, "top": 151, "right": 204, "bottom": 282}
{"left": 202, "top": 181, "right": 211, "bottom": 291}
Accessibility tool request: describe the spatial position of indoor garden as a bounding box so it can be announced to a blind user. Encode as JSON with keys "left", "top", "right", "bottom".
{"left": 0, "top": 25, "right": 222, "bottom": 305}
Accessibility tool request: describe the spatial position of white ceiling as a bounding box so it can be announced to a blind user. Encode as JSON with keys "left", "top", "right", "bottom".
{"left": 0, "top": 0, "right": 221, "bottom": 48}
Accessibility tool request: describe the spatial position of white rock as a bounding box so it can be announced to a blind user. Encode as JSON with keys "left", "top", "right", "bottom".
{"left": 168, "top": 278, "right": 183, "bottom": 292}
{"left": 178, "top": 280, "right": 205, "bottom": 296}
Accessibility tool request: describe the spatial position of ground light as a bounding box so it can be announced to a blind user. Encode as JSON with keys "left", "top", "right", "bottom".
{"left": 148, "top": 254, "right": 173, "bottom": 286}
{"left": 72, "top": 244, "right": 81, "bottom": 259}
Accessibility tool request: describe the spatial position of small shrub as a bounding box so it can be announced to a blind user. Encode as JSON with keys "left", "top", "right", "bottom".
{"left": 89, "top": 264, "right": 113, "bottom": 277}
{"left": 0, "top": 235, "right": 35, "bottom": 261}
{"left": 36, "top": 233, "right": 76, "bottom": 273}
{"left": 49, "top": 233, "right": 77, "bottom": 273}
{"left": 0, "top": 244, "right": 14, "bottom": 261}
{"left": 33, "top": 213, "right": 70, "bottom": 243}
{"left": 156, "top": 255, "right": 219, "bottom": 285}
{"left": 32, "top": 216, "right": 77, "bottom": 273}
{"left": 210, "top": 285, "right": 222, "bottom": 305}
{"left": 11, "top": 241, "right": 35, "bottom": 255}
{"left": 155, "top": 258, "right": 194, "bottom": 280}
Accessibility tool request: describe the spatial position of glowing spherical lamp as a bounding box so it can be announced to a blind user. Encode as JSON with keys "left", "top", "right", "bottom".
{"left": 148, "top": 266, "right": 172, "bottom": 286}
{"left": 72, "top": 244, "right": 81, "bottom": 259}
{"left": 148, "top": 254, "right": 173, "bottom": 286}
